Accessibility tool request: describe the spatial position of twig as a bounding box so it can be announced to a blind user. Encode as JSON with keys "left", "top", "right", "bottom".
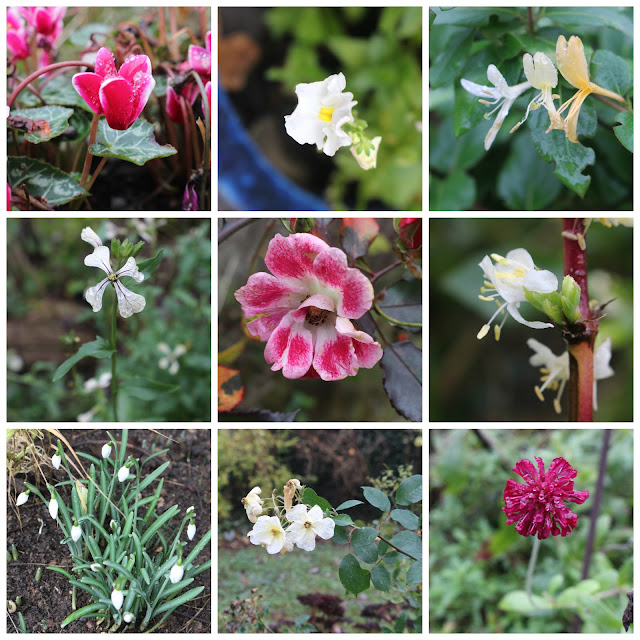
{"left": 218, "top": 218, "right": 255, "bottom": 243}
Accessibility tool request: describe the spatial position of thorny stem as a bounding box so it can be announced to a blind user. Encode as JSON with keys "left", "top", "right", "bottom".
{"left": 80, "top": 113, "right": 100, "bottom": 189}
{"left": 525, "top": 536, "right": 541, "bottom": 606}
{"left": 563, "top": 218, "right": 598, "bottom": 422}
{"left": 111, "top": 293, "right": 119, "bottom": 422}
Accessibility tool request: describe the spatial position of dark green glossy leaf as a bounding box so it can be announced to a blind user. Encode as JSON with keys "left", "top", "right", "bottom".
{"left": 431, "top": 7, "right": 523, "bottom": 28}
{"left": 302, "top": 488, "right": 332, "bottom": 512}
{"left": 591, "top": 50, "right": 631, "bottom": 97}
{"left": 361, "top": 486, "right": 390, "bottom": 512}
{"left": 338, "top": 554, "right": 370, "bottom": 595}
{"left": 351, "top": 527, "right": 379, "bottom": 547}
{"left": 390, "top": 509, "right": 420, "bottom": 530}
{"left": 396, "top": 475, "right": 422, "bottom": 505}
{"left": 429, "top": 26, "right": 473, "bottom": 88}
{"left": 430, "top": 171, "right": 476, "bottom": 210}
{"left": 390, "top": 531, "right": 422, "bottom": 559}
{"left": 371, "top": 564, "right": 392, "bottom": 592}
{"left": 335, "top": 499, "right": 363, "bottom": 511}
{"left": 543, "top": 7, "right": 633, "bottom": 39}
{"left": 332, "top": 526, "right": 349, "bottom": 545}
{"left": 52, "top": 337, "right": 114, "bottom": 382}
{"left": 331, "top": 514, "right": 354, "bottom": 527}
{"left": 406, "top": 560, "right": 422, "bottom": 585}
{"left": 613, "top": 113, "right": 633, "bottom": 153}
{"left": 354, "top": 541, "right": 378, "bottom": 564}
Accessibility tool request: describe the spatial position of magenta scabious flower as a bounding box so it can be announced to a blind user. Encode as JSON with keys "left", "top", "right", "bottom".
{"left": 72, "top": 47, "right": 155, "bottom": 131}
{"left": 503, "top": 457, "right": 589, "bottom": 540}
{"left": 234, "top": 233, "right": 383, "bottom": 381}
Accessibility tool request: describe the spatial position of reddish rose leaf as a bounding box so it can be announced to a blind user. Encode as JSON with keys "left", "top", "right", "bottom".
{"left": 218, "top": 365, "right": 244, "bottom": 412}
{"left": 340, "top": 218, "right": 380, "bottom": 261}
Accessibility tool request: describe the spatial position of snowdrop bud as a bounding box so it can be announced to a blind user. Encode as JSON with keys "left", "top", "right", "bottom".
{"left": 186, "top": 506, "right": 195, "bottom": 515}
{"left": 170, "top": 562, "right": 184, "bottom": 584}
{"left": 52, "top": 453, "right": 61, "bottom": 470}
{"left": 49, "top": 498, "right": 58, "bottom": 520}
{"left": 71, "top": 524, "right": 82, "bottom": 542}
{"left": 16, "top": 491, "right": 29, "bottom": 506}
{"left": 123, "top": 612, "right": 135, "bottom": 624}
{"left": 90, "top": 563, "right": 101, "bottom": 572}
{"left": 187, "top": 522, "right": 196, "bottom": 541}
{"left": 118, "top": 465, "right": 130, "bottom": 482}
{"left": 102, "top": 443, "right": 112, "bottom": 458}
{"left": 111, "top": 588, "right": 124, "bottom": 610}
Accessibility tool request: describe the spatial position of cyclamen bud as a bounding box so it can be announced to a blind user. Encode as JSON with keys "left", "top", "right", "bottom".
{"left": 49, "top": 498, "right": 58, "bottom": 520}
{"left": 123, "top": 612, "right": 135, "bottom": 624}
{"left": 71, "top": 524, "right": 82, "bottom": 542}
{"left": 102, "top": 443, "right": 112, "bottom": 458}
{"left": 187, "top": 522, "right": 196, "bottom": 541}
{"left": 16, "top": 491, "right": 29, "bottom": 506}
{"left": 170, "top": 561, "right": 184, "bottom": 584}
{"left": 111, "top": 588, "right": 124, "bottom": 610}
{"left": 118, "top": 465, "right": 130, "bottom": 482}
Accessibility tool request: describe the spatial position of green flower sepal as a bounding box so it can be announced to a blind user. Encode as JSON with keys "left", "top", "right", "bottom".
{"left": 524, "top": 275, "right": 581, "bottom": 326}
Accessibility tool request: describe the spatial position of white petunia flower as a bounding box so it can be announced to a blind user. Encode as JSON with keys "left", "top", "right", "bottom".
{"left": 49, "top": 497, "right": 59, "bottom": 520}
{"left": 477, "top": 248, "right": 558, "bottom": 340}
{"left": 84, "top": 372, "right": 112, "bottom": 393}
{"left": 84, "top": 245, "right": 145, "bottom": 318}
{"left": 111, "top": 587, "right": 124, "bottom": 610}
{"left": 71, "top": 524, "right": 82, "bottom": 542}
{"left": 284, "top": 73, "right": 357, "bottom": 157}
{"left": 170, "top": 561, "right": 184, "bottom": 584}
{"left": 461, "top": 65, "right": 532, "bottom": 150}
{"left": 285, "top": 504, "right": 335, "bottom": 551}
{"left": 157, "top": 343, "right": 188, "bottom": 375}
{"left": 247, "top": 515, "right": 289, "bottom": 554}
{"left": 187, "top": 522, "right": 196, "bottom": 541}
{"left": 16, "top": 491, "right": 29, "bottom": 506}
{"left": 241, "top": 486, "right": 263, "bottom": 523}
{"left": 81, "top": 226, "right": 103, "bottom": 248}
{"left": 102, "top": 442, "right": 112, "bottom": 458}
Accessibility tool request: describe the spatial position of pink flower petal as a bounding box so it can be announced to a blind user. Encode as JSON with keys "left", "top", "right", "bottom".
{"left": 313, "top": 324, "right": 358, "bottom": 381}
{"left": 246, "top": 309, "right": 290, "bottom": 342}
{"left": 313, "top": 248, "right": 374, "bottom": 318}
{"left": 118, "top": 54, "right": 152, "bottom": 83}
{"left": 100, "top": 77, "right": 135, "bottom": 130}
{"left": 235, "top": 272, "right": 306, "bottom": 316}
{"left": 188, "top": 43, "right": 211, "bottom": 76}
{"left": 94, "top": 47, "right": 117, "bottom": 79}
{"left": 129, "top": 72, "right": 155, "bottom": 124}
{"left": 352, "top": 339, "right": 383, "bottom": 369}
{"left": 265, "top": 233, "right": 330, "bottom": 283}
{"left": 165, "top": 85, "right": 184, "bottom": 123}
{"left": 72, "top": 73, "right": 105, "bottom": 115}
{"left": 264, "top": 314, "right": 313, "bottom": 379}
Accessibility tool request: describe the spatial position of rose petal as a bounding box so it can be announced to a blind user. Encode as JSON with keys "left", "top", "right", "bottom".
{"left": 312, "top": 323, "right": 358, "bottom": 381}
{"left": 235, "top": 272, "right": 306, "bottom": 316}
{"left": 264, "top": 314, "right": 313, "bottom": 379}
{"left": 265, "top": 233, "right": 330, "bottom": 283}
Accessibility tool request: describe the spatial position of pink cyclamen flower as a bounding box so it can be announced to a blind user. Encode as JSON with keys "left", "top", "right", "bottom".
{"left": 72, "top": 47, "right": 155, "bottom": 130}
{"left": 188, "top": 31, "right": 211, "bottom": 77}
{"left": 234, "top": 233, "right": 383, "bottom": 380}
{"left": 18, "top": 7, "right": 66, "bottom": 37}
{"left": 503, "top": 457, "right": 589, "bottom": 540}
{"left": 7, "top": 9, "right": 30, "bottom": 60}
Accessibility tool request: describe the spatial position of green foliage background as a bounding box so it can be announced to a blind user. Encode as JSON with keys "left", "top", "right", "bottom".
{"left": 429, "top": 429, "right": 633, "bottom": 633}
{"left": 429, "top": 7, "right": 633, "bottom": 210}
{"left": 429, "top": 218, "right": 632, "bottom": 421}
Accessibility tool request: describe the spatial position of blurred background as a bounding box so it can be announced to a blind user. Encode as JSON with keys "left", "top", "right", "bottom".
{"left": 429, "top": 218, "right": 633, "bottom": 421}
{"left": 429, "top": 428, "right": 633, "bottom": 633}
{"left": 218, "top": 428, "right": 422, "bottom": 632}
{"left": 7, "top": 218, "right": 211, "bottom": 421}
{"left": 219, "top": 7, "right": 422, "bottom": 211}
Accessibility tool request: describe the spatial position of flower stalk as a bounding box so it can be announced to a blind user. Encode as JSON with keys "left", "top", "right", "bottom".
{"left": 111, "top": 292, "right": 119, "bottom": 422}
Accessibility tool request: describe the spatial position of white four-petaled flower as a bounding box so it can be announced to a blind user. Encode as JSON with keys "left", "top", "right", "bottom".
{"left": 157, "top": 343, "right": 187, "bottom": 375}
{"left": 477, "top": 248, "right": 558, "bottom": 340}
{"left": 461, "top": 65, "right": 532, "bottom": 150}
{"left": 285, "top": 504, "right": 335, "bottom": 551}
{"left": 284, "top": 73, "right": 357, "bottom": 157}
{"left": 84, "top": 245, "right": 145, "bottom": 318}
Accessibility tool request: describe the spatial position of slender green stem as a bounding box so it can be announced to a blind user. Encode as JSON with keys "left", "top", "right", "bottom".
{"left": 111, "top": 294, "right": 119, "bottom": 422}
{"left": 373, "top": 302, "right": 422, "bottom": 328}
{"left": 376, "top": 534, "right": 418, "bottom": 561}
{"left": 525, "top": 535, "right": 541, "bottom": 605}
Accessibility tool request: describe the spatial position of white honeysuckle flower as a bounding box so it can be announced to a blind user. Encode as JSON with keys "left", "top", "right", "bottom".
{"left": 84, "top": 245, "right": 145, "bottom": 318}
{"left": 284, "top": 73, "right": 357, "bottom": 157}
{"left": 170, "top": 561, "right": 184, "bottom": 584}
{"left": 595, "top": 218, "right": 633, "bottom": 228}
{"left": 49, "top": 497, "right": 59, "bottom": 520}
{"left": 52, "top": 453, "right": 61, "bottom": 470}
{"left": 71, "top": 523, "right": 82, "bottom": 542}
{"left": 118, "top": 465, "right": 130, "bottom": 482}
{"left": 84, "top": 372, "right": 112, "bottom": 393}
{"left": 285, "top": 504, "right": 335, "bottom": 552}
{"left": 242, "top": 486, "right": 263, "bottom": 523}
{"left": 247, "top": 515, "right": 289, "bottom": 554}
{"left": 477, "top": 248, "right": 558, "bottom": 340}
{"left": 81, "top": 226, "right": 103, "bottom": 248}
{"left": 102, "top": 443, "right": 112, "bottom": 458}
{"left": 350, "top": 136, "right": 381, "bottom": 170}
{"left": 461, "top": 65, "right": 532, "bottom": 150}
{"left": 16, "top": 491, "right": 29, "bottom": 506}
{"left": 157, "top": 343, "right": 188, "bottom": 375}
{"left": 528, "top": 337, "right": 615, "bottom": 413}
{"left": 187, "top": 522, "right": 196, "bottom": 540}
{"left": 77, "top": 409, "right": 95, "bottom": 422}
{"left": 111, "top": 588, "right": 124, "bottom": 610}
{"left": 123, "top": 612, "right": 135, "bottom": 624}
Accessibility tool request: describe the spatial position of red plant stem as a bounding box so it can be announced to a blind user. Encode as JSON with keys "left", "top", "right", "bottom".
{"left": 8, "top": 61, "right": 92, "bottom": 107}
{"left": 563, "top": 219, "right": 598, "bottom": 422}
{"left": 86, "top": 157, "right": 107, "bottom": 191}
{"left": 80, "top": 113, "right": 100, "bottom": 188}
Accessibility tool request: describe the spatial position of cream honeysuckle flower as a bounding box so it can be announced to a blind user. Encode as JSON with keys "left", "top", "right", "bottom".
{"left": 477, "top": 249, "right": 558, "bottom": 340}
{"left": 84, "top": 245, "right": 145, "bottom": 318}
{"left": 553, "top": 35, "right": 625, "bottom": 143}
{"left": 284, "top": 73, "right": 357, "bottom": 156}
{"left": 461, "top": 64, "right": 532, "bottom": 150}
{"left": 511, "top": 52, "right": 563, "bottom": 133}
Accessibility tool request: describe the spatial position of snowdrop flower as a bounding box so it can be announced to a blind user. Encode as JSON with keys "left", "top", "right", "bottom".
{"left": 123, "top": 612, "right": 135, "bottom": 624}
{"left": 84, "top": 372, "right": 112, "bottom": 393}
{"left": 51, "top": 451, "right": 61, "bottom": 470}
{"left": 241, "top": 486, "right": 263, "bottom": 523}
{"left": 81, "top": 226, "right": 103, "bottom": 248}
{"left": 71, "top": 522, "right": 82, "bottom": 542}
{"left": 350, "top": 136, "right": 381, "bottom": 170}
{"left": 111, "top": 587, "right": 124, "bottom": 610}
{"left": 170, "top": 560, "right": 184, "bottom": 584}
{"left": 461, "top": 64, "right": 531, "bottom": 150}
{"left": 284, "top": 73, "right": 357, "bottom": 156}
{"left": 285, "top": 504, "right": 335, "bottom": 551}
{"left": 16, "top": 491, "right": 29, "bottom": 506}
{"left": 102, "top": 442, "right": 112, "bottom": 458}
{"left": 247, "top": 515, "right": 290, "bottom": 554}
{"left": 187, "top": 521, "right": 196, "bottom": 540}
{"left": 157, "top": 343, "right": 187, "bottom": 375}
{"left": 77, "top": 409, "right": 95, "bottom": 422}
{"left": 118, "top": 464, "right": 131, "bottom": 482}
{"left": 49, "top": 497, "right": 59, "bottom": 520}
{"left": 90, "top": 563, "right": 101, "bottom": 572}
{"left": 84, "top": 245, "right": 145, "bottom": 318}
{"left": 186, "top": 506, "right": 195, "bottom": 515}
{"left": 477, "top": 249, "right": 558, "bottom": 340}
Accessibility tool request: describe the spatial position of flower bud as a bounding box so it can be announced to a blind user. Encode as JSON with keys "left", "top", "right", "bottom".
{"left": 170, "top": 561, "right": 184, "bottom": 584}
{"left": 71, "top": 524, "right": 82, "bottom": 542}
{"left": 111, "top": 588, "right": 124, "bottom": 610}
{"left": 350, "top": 136, "right": 381, "bottom": 170}
{"left": 102, "top": 443, "right": 112, "bottom": 458}
{"left": 186, "top": 506, "right": 195, "bottom": 516}
{"left": 52, "top": 453, "right": 61, "bottom": 470}
{"left": 16, "top": 491, "right": 29, "bottom": 506}
{"left": 49, "top": 498, "right": 58, "bottom": 520}
{"left": 90, "top": 563, "right": 101, "bottom": 572}
{"left": 123, "top": 612, "right": 135, "bottom": 624}
{"left": 187, "top": 522, "right": 196, "bottom": 541}
{"left": 118, "top": 465, "right": 130, "bottom": 482}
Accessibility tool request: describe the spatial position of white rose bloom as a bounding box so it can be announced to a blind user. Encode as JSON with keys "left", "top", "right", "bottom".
{"left": 247, "top": 515, "right": 288, "bottom": 554}
{"left": 242, "top": 486, "right": 263, "bottom": 523}
{"left": 285, "top": 504, "right": 335, "bottom": 551}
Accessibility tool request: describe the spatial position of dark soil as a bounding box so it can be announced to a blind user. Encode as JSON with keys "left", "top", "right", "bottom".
{"left": 7, "top": 428, "right": 211, "bottom": 633}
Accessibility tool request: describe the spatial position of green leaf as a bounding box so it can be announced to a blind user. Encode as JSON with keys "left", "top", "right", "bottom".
{"left": 10, "top": 106, "right": 74, "bottom": 143}
{"left": 380, "top": 342, "right": 422, "bottom": 422}
{"left": 136, "top": 248, "right": 164, "bottom": 278}
{"left": 122, "top": 377, "right": 180, "bottom": 401}
{"left": 151, "top": 586, "right": 204, "bottom": 616}
{"left": 429, "top": 9, "right": 436, "bottom": 30}
{"left": 331, "top": 514, "right": 354, "bottom": 527}
{"left": 351, "top": 527, "right": 379, "bottom": 547}
{"left": 429, "top": 26, "right": 473, "bottom": 88}
{"left": 390, "top": 509, "right": 420, "bottom": 530}
{"left": 361, "top": 486, "right": 391, "bottom": 512}
{"left": 335, "top": 499, "right": 363, "bottom": 511}
{"left": 61, "top": 603, "right": 107, "bottom": 628}
{"left": 18, "top": 74, "right": 92, "bottom": 110}
{"left": 302, "top": 487, "right": 332, "bottom": 512}
{"left": 430, "top": 171, "right": 476, "bottom": 211}
{"left": 499, "top": 590, "right": 552, "bottom": 612}
{"left": 354, "top": 541, "right": 378, "bottom": 564}
{"left": 91, "top": 119, "right": 177, "bottom": 166}
{"left": 396, "top": 475, "right": 422, "bottom": 505}
{"left": 430, "top": 7, "right": 522, "bottom": 28}
{"left": 52, "top": 337, "right": 114, "bottom": 382}
{"left": 378, "top": 280, "right": 421, "bottom": 325}
{"left": 8, "top": 156, "right": 88, "bottom": 206}
{"left": 371, "top": 564, "right": 392, "bottom": 592}
{"left": 390, "top": 531, "right": 422, "bottom": 559}
{"left": 497, "top": 132, "right": 561, "bottom": 210}
{"left": 69, "top": 23, "right": 110, "bottom": 47}
{"left": 555, "top": 579, "right": 600, "bottom": 607}
{"left": 406, "top": 560, "right": 422, "bottom": 585}
{"left": 332, "top": 526, "right": 349, "bottom": 545}
{"left": 543, "top": 7, "right": 633, "bottom": 39}
{"left": 528, "top": 107, "right": 595, "bottom": 198}
{"left": 338, "top": 554, "right": 371, "bottom": 595}
{"left": 614, "top": 113, "right": 633, "bottom": 152}
{"left": 591, "top": 50, "right": 631, "bottom": 97}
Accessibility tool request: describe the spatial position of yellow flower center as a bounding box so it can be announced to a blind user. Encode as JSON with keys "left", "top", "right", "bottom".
{"left": 318, "top": 107, "right": 334, "bottom": 122}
